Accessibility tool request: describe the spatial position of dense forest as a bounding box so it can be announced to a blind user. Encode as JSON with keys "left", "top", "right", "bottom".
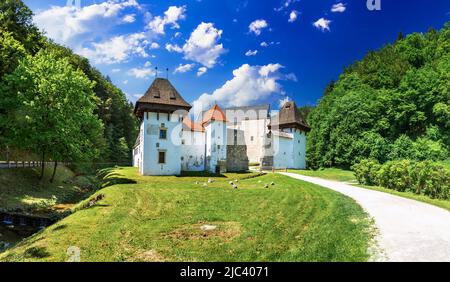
{"left": 0, "top": 0, "right": 138, "bottom": 173}
{"left": 307, "top": 23, "right": 450, "bottom": 169}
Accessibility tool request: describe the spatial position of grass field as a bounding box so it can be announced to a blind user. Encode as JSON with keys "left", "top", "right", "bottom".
{"left": 288, "top": 168, "right": 356, "bottom": 182}
{"left": 0, "top": 165, "right": 97, "bottom": 214}
{"left": 0, "top": 167, "right": 374, "bottom": 262}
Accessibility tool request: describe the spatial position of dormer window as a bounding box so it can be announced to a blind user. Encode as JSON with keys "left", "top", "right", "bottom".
{"left": 169, "top": 90, "right": 176, "bottom": 100}
{"left": 153, "top": 89, "right": 160, "bottom": 98}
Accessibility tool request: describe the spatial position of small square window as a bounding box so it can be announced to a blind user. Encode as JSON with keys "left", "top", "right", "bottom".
{"left": 159, "top": 129, "right": 167, "bottom": 139}
{"left": 251, "top": 136, "right": 254, "bottom": 142}
{"left": 158, "top": 151, "right": 166, "bottom": 164}
{"left": 181, "top": 139, "right": 185, "bottom": 145}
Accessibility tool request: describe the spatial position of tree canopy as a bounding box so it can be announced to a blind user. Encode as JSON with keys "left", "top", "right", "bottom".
{"left": 307, "top": 24, "right": 450, "bottom": 169}
{"left": 0, "top": 0, "right": 138, "bottom": 167}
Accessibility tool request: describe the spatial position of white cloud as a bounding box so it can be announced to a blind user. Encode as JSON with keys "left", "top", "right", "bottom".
{"left": 288, "top": 10, "right": 298, "bottom": 23}
{"left": 278, "top": 96, "right": 291, "bottom": 108}
{"left": 123, "top": 80, "right": 129, "bottom": 84}
{"left": 249, "top": 19, "right": 268, "bottom": 36}
{"left": 331, "top": 3, "right": 346, "bottom": 13}
{"left": 167, "top": 22, "right": 225, "bottom": 68}
{"left": 144, "top": 61, "right": 152, "bottom": 67}
{"left": 174, "top": 31, "right": 182, "bottom": 38}
{"left": 111, "top": 68, "right": 121, "bottom": 73}
{"left": 174, "top": 63, "right": 195, "bottom": 74}
{"left": 194, "top": 63, "right": 289, "bottom": 109}
{"left": 33, "top": 0, "right": 140, "bottom": 44}
{"left": 128, "top": 67, "right": 154, "bottom": 79}
{"left": 285, "top": 73, "right": 298, "bottom": 82}
{"left": 197, "top": 67, "right": 207, "bottom": 77}
{"left": 245, "top": 50, "right": 258, "bottom": 56}
{"left": 123, "top": 14, "right": 136, "bottom": 23}
{"left": 313, "top": 18, "right": 331, "bottom": 32}
{"left": 165, "top": 43, "right": 183, "bottom": 53}
{"left": 150, "top": 42, "right": 160, "bottom": 49}
{"left": 79, "top": 32, "right": 150, "bottom": 64}
{"left": 274, "top": 0, "right": 299, "bottom": 12}
{"left": 260, "top": 41, "right": 269, "bottom": 47}
{"left": 148, "top": 5, "right": 187, "bottom": 34}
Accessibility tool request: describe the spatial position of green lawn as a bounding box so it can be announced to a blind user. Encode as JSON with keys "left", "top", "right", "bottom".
{"left": 288, "top": 168, "right": 356, "bottom": 182}
{"left": 0, "top": 167, "right": 374, "bottom": 262}
{"left": 0, "top": 165, "right": 97, "bottom": 214}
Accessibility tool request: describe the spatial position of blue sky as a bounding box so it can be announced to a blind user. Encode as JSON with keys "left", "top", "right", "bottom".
{"left": 24, "top": 0, "right": 450, "bottom": 110}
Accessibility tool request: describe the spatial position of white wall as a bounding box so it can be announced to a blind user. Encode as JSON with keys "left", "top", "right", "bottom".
{"left": 239, "top": 119, "right": 269, "bottom": 163}
{"left": 205, "top": 120, "right": 227, "bottom": 173}
{"left": 181, "top": 130, "right": 205, "bottom": 171}
{"left": 292, "top": 129, "right": 307, "bottom": 169}
{"left": 141, "top": 112, "right": 183, "bottom": 175}
{"left": 272, "top": 129, "right": 307, "bottom": 169}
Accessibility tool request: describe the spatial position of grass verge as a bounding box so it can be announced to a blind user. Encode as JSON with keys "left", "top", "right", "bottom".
{"left": 1, "top": 167, "right": 374, "bottom": 262}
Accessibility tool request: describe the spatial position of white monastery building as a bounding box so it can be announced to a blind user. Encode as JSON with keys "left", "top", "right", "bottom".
{"left": 133, "top": 78, "right": 310, "bottom": 175}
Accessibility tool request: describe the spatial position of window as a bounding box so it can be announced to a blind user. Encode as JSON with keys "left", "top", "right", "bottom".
{"left": 158, "top": 151, "right": 166, "bottom": 164}
{"left": 245, "top": 117, "right": 249, "bottom": 121}
{"left": 153, "top": 89, "right": 160, "bottom": 98}
{"left": 181, "top": 139, "right": 185, "bottom": 145}
{"left": 157, "top": 112, "right": 159, "bottom": 120}
{"left": 159, "top": 129, "right": 167, "bottom": 139}
{"left": 251, "top": 136, "right": 254, "bottom": 142}
{"left": 169, "top": 90, "right": 176, "bottom": 100}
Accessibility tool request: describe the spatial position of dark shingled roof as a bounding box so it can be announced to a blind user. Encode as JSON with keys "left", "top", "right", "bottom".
{"left": 134, "top": 78, "right": 191, "bottom": 117}
{"left": 270, "top": 101, "right": 310, "bottom": 132}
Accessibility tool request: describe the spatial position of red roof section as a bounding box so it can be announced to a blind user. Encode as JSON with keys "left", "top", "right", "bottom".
{"left": 183, "top": 118, "right": 205, "bottom": 132}
{"left": 202, "top": 104, "right": 228, "bottom": 124}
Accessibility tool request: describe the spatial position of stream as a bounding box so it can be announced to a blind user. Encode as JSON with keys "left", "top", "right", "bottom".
{"left": 0, "top": 213, "right": 52, "bottom": 253}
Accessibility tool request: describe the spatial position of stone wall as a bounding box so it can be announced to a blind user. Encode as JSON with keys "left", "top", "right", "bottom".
{"left": 226, "top": 145, "right": 249, "bottom": 172}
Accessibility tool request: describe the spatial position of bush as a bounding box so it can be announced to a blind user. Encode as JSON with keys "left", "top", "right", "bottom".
{"left": 411, "top": 161, "right": 450, "bottom": 199}
{"left": 352, "top": 159, "right": 381, "bottom": 185}
{"left": 353, "top": 159, "right": 450, "bottom": 199}
{"left": 377, "top": 160, "right": 413, "bottom": 192}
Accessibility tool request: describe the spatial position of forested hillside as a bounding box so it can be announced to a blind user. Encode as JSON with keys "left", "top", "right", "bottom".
{"left": 307, "top": 23, "right": 450, "bottom": 169}
{"left": 0, "top": 0, "right": 137, "bottom": 166}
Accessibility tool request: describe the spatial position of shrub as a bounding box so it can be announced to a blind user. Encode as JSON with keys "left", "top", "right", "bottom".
{"left": 351, "top": 159, "right": 381, "bottom": 185}
{"left": 353, "top": 159, "right": 450, "bottom": 199}
{"left": 411, "top": 161, "right": 450, "bottom": 199}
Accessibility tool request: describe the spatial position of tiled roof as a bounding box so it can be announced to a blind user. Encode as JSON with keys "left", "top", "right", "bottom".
{"left": 134, "top": 78, "right": 191, "bottom": 117}
{"left": 202, "top": 104, "right": 228, "bottom": 124}
{"left": 270, "top": 101, "right": 310, "bottom": 132}
{"left": 183, "top": 118, "right": 205, "bottom": 132}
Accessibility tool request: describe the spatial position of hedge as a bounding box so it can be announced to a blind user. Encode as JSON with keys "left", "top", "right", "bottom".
{"left": 352, "top": 159, "right": 450, "bottom": 200}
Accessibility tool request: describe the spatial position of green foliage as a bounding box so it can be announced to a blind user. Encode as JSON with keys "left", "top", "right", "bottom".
{"left": 1, "top": 50, "right": 103, "bottom": 165}
{"left": 353, "top": 159, "right": 450, "bottom": 199}
{"left": 0, "top": 0, "right": 138, "bottom": 164}
{"left": 307, "top": 24, "right": 450, "bottom": 168}
{"left": 351, "top": 159, "right": 381, "bottom": 186}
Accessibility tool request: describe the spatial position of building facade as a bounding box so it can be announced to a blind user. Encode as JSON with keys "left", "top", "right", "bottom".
{"left": 133, "top": 78, "right": 310, "bottom": 175}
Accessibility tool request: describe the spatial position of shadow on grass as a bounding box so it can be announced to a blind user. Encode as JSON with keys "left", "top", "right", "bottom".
{"left": 97, "top": 167, "right": 136, "bottom": 188}
{"left": 24, "top": 246, "right": 50, "bottom": 259}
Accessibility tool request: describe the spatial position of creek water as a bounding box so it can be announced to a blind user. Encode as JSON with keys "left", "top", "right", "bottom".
{"left": 0, "top": 214, "right": 51, "bottom": 253}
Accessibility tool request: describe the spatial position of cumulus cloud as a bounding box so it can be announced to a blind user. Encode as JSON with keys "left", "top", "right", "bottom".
{"left": 174, "top": 63, "right": 195, "bottom": 74}
{"left": 288, "top": 10, "right": 298, "bottom": 23}
{"left": 148, "top": 5, "right": 187, "bottom": 34}
{"left": 150, "top": 42, "right": 160, "bottom": 49}
{"left": 249, "top": 19, "right": 268, "bottom": 36}
{"left": 260, "top": 41, "right": 269, "bottom": 47}
{"left": 313, "top": 18, "right": 331, "bottom": 31}
{"left": 33, "top": 0, "right": 140, "bottom": 45}
{"left": 166, "top": 22, "right": 226, "bottom": 68}
{"left": 79, "top": 32, "right": 150, "bottom": 64}
{"left": 197, "top": 67, "right": 207, "bottom": 77}
{"left": 331, "top": 3, "right": 346, "bottom": 13}
{"left": 128, "top": 67, "right": 155, "bottom": 79}
{"left": 245, "top": 50, "right": 258, "bottom": 56}
{"left": 194, "top": 63, "right": 290, "bottom": 109}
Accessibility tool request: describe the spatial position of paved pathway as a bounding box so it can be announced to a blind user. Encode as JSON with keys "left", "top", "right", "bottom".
{"left": 279, "top": 172, "right": 450, "bottom": 262}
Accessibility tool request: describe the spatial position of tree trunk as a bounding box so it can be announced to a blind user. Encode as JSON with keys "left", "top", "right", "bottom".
{"left": 50, "top": 161, "right": 58, "bottom": 183}
{"left": 39, "top": 151, "right": 45, "bottom": 180}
